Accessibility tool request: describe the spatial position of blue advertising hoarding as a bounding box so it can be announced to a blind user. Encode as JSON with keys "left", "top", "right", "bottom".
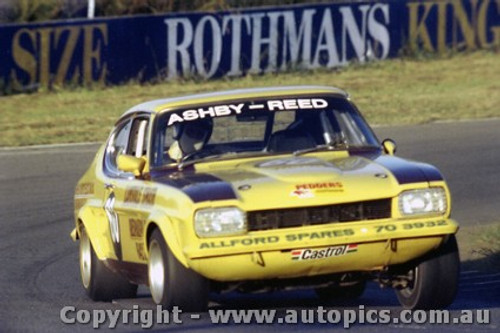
{"left": 0, "top": 0, "right": 499, "bottom": 93}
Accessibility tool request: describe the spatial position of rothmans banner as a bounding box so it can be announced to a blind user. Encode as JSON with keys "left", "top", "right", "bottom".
{"left": 0, "top": 0, "right": 499, "bottom": 92}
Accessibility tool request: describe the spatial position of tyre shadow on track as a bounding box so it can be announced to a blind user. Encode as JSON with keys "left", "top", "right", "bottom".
{"left": 125, "top": 265, "right": 500, "bottom": 333}
{"left": 462, "top": 250, "right": 500, "bottom": 272}
{"left": 129, "top": 255, "right": 500, "bottom": 312}
{"left": 452, "top": 252, "right": 500, "bottom": 310}
{"left": 207, "top": 253, "right": 500, "bottom": 311}
{"left": 128, "top": 254, "right": 500, "bottom": 317}
{"left": 209, "top": 284, "right": 399, "bottom": 310}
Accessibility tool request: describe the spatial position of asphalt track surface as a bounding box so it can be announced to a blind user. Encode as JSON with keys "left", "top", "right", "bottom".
{"left": 0, "top": 119, "right": 499, "bottom": 332}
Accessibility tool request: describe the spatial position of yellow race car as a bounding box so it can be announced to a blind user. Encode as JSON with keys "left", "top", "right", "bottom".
{"left": 72, "top": 86, "right": 459, "bottom": 311}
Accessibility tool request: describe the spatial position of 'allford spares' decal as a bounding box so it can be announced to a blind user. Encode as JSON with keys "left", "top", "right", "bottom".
{"left": 199, "top": 229, "right": 354, "bottom": 249}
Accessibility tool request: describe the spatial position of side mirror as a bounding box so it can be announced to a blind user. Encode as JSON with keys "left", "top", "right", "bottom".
{"left": 117, "top": 154, "right": 146, "bottom": 177}
{"left": 382, "top": 139, "right": 397, "bottom": 155}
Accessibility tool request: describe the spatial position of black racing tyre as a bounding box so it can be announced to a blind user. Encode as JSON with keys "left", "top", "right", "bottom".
{"left": 79, "top": 225, "right": 138, "bottom": 301}
{"left": 315, "top": 280, "right": 366, "bottom": 301}
{"left": 148, "top": 229, "right": 209, "bottom": 312}
{"left": 395, "top": 235, "right": 460, "bottom": 310}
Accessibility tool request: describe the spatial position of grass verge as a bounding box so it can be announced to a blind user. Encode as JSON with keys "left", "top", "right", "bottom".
{"left": 457, "top": 222, "right": 500, "bottom": 272}
{"left": 1, "top": 51, "right": 499, "bottom": 147}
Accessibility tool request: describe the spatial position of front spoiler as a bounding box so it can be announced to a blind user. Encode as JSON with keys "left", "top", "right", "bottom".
{"left": 189, "top": 236, "right": 448, "bottom": 281}
{"left": 186, "top": 217, "right": 458, "bottom": 259}
{"left": 185, "top": 218, "right": 458, "bottom": 281}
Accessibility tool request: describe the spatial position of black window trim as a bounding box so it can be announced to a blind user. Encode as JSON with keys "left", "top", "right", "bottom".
{"left": 103, "top": 112, "right": 151, "bottom": 179}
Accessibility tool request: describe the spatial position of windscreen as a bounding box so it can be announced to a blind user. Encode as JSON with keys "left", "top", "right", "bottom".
{"left": 151, "top": 96, "right": 379, "bottom": 167}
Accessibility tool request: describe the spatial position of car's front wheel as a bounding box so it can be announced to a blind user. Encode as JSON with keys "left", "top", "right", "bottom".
{"left": 148, "top": 229, "right": 209, "bottom": 311}
{"left": 79, "top": 225, "right": 137, "bottom": 301}
{"left": 394, "top": 235, "right": 460, "bottom": 310}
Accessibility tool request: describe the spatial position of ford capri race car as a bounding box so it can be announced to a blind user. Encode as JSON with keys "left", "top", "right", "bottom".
{"left": 72, "top": 86, "right": 459, "bottom": 311}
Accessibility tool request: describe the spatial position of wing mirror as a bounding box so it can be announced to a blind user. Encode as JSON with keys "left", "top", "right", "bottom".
{"left": 382, "top": 139, "right": 397, "bottom": 155}
{"left": 117, "top": 154, "right": 146, "bottom": 177}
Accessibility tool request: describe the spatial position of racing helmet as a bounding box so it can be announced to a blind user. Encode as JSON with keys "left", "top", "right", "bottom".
{"left": 173, "top": 118, "right": 213, "bottom": 156}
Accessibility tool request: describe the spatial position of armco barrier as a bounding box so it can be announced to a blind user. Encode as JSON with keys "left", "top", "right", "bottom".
{"left": 0, "top": 0, "right": 499, "bottom": 93}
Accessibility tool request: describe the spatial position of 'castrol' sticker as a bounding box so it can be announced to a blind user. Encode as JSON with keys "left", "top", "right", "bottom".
{"left": 291, "top": 244, "right": 358, "bottom": 261}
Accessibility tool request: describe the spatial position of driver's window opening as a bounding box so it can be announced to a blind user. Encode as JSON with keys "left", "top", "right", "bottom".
{"left": 105, "top": 120, "right": 131, "bottom": 173}
{"left": 128, "top": 118, "right": 149, "bottom": 158}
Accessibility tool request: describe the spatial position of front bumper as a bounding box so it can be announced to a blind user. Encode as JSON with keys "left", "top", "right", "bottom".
{"left": 185, "top": 217, "right": 458, "bottom": 281}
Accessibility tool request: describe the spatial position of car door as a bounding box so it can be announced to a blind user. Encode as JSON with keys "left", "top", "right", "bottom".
{"left": 100, "top": 117, "right": 133, "bottom": 262}
{"left": 111, "top": 115, "right": 156, "bottom": 264}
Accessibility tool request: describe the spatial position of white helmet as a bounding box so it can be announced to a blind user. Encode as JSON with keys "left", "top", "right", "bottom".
{"left": 173, "top": 118, "right": 213, "bottom": 156}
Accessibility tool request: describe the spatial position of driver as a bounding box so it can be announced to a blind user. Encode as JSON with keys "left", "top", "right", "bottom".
{"left": 168, "top": 118, "right": 213, "bottom": 162}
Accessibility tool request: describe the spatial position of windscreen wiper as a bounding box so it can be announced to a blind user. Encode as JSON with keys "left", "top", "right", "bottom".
{"left": 293, "top": 141, "right": 349, "bottom": 156}
{"left": 178, "top": 150, "right": 272, "bottom": 170}
{"left": 178, "top": 153, "right": 221, "bottom": 170}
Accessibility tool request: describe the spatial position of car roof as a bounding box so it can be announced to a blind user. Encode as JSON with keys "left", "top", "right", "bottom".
{"left": 120, "top": 85, "right": 348, "bottom": 119}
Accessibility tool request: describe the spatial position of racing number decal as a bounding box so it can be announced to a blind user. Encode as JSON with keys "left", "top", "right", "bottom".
{"left": 375, "top": 224, "right": 397, "bottom": 233}
{"left": 375, "top": 220, "right": 448, "bottom": 233}
{"left": 402, "top": 221, "right": 447, "bottom": 229}
{"left": 104, "top": 192, "right": 120, "bottom": 244}
{"left": 104, "top": 190, "right": 123, "bottom": 260}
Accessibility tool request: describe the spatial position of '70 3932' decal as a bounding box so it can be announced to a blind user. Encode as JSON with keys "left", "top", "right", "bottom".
{"left": 375, "top": 220, "right": 448, "bottom": 233}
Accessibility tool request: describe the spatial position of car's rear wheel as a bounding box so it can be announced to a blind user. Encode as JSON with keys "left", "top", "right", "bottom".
{"left": 79, "top": 225, "right": 137, "bottom": 301}
{"left": 315, "top": 280, "right": 366, "bottom": 301}
{"left": 394, "top": 235, "right": 460, "bottom": 310}
{"left": 148, "top": 229, "right": 209, "bottom": 311}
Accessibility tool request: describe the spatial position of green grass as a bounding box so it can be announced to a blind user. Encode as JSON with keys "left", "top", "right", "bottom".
{"left": 1, "top": 51, "right": 500, "bottom": 147}
{"left": 458, "top": 222, "right": 500, "bottom": 272}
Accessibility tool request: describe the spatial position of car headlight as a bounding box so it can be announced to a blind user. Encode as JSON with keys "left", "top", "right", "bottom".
{"left": 398, "top": 188, "right": 447, "bottom": 216}
{"left": 194, "top": 207, "right": 246, "bottom": 237}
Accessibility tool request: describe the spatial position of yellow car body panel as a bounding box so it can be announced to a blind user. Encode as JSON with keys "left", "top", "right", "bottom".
{"left": 189, "top": 236, "right": 448, "bottom": 281}
{"left": 73, "top": 151, "right": 458, "bottom": 276}
{"left": 72, "top": 86, "right": 459, "bottom": 288}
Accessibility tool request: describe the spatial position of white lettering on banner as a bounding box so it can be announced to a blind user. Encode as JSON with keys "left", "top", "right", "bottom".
{"left": 164, "top": 5, "right": 391, "bottom": 79}
{"left": 340, "top": 5, "right": 370, "bottom": 62}
{"left": 250, "top": 12, "right": 281, "bottom": 73}
{"left": 165, "top": 18, "right": 193, "bottom": 79}
{"left": 368, "top": 4, "right": 390, "bottom": 59}
{"left": 222, "top": 14, "right": 252, "bottom": 76}
{"left": 281, "top": 9, "right": 316, "bottom": 70}
{"left": 194, "top": 16, "right": 222, "bottom": 78}
{"left": 313, "top": 8, "right": 342, "bottom": 68}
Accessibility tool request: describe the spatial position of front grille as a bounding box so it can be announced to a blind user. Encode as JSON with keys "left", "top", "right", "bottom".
{"left": 247, "top": 199, "right": 391, "bottom": 231}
